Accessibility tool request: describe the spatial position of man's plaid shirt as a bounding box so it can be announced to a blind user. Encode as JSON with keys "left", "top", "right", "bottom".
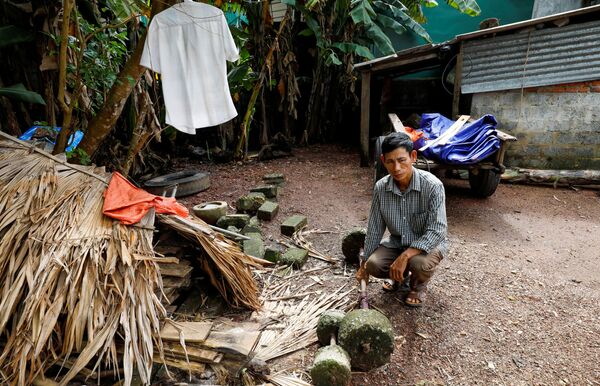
{"left": 363, "top": 167, "right": 448, "bottom": 260}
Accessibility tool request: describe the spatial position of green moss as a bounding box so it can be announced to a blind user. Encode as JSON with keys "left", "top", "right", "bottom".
{"left": 317, "top": 309, "right": 346, "bottom": 346}
{"left": 338, "top": 309, "right": 394, "bottom": 371}
{"left": 310, "top": 345, "right": 351, "bottom": 386}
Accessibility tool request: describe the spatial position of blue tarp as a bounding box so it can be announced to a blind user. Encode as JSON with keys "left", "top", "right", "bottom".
{"left": 418, "top": 113, "right": 500, "bottom": 165}
{"left": 19, "top": 126, "right": 84, "bottom": 152}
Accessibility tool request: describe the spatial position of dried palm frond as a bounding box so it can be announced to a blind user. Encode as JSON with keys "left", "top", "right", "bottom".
{"left": 158, "top": 214, "right": 263, "bottom": 311}
{"left": 0, "top": 139, "right": 166, "bottom": 386}
{"left": 251, "top": 283, "right": 352, "bottom": 362}
{"left": 280, "top": 227, "right": 335, "bottom": 263}
{"left": 262, "top": 372, "right": 312, "bottom": 386}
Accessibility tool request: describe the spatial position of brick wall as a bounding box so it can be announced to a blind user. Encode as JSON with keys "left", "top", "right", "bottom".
{"left": 470, "top": 80, "right": 600, "bottom": 170}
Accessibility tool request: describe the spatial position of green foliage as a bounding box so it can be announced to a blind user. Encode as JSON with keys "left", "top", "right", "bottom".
{"left": 0, "top": 84, "right": 46, "bottom": 105}
{"left": 66, "top": 148, "right": 91, "bottom": 165}
{"left": 75, "top": 17, "right": 129, "bottom": 112}
{"left": 103, "top": 0, "right": 147, "bottom": 21}
{"left": 0, "top": 25, "right": 35, "bottom": 48}
{"left": 447, "top": 0, "right": 481, "bottom": 16}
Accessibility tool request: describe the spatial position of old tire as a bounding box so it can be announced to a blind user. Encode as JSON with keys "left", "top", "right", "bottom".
{"left": 373, "top": 136, "right": 387, "bottom": 185}
{"left": 338, "top": 309, "right": 394, "bottom": 371}
{"left": 468, "top": 169, "right": 500, "bottom": 198}
{"left": 144, "top": 170, "right": 210, "bottom": 197}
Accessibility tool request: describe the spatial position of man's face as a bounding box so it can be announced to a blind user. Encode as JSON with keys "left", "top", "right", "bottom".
{"left": 381, "top": 147, "right": 417, "bottom": 183}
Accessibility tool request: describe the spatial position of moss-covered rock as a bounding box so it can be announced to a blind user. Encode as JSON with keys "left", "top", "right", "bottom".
{"left": 216, "top": 214, "right": 250, "bottom": 229}
{"left": 317, "top": 309, "right": 346, "bottom": 346}
{"left": 310, "top": 345, "right": 351, "bottom": 386}
{"left": 236, "top": 192, "right": 266, "bottom": 214}
{"left": 341, "top": 228, "right": 366, "bottom": 264}
{"left": 338, "top": 309, "right": 394, "bottom": 371}
{"left": 279, "top": 247, "right": 308, "bottom": 268}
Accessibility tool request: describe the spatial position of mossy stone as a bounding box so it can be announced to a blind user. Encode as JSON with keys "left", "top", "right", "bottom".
{"left": 338, "top": 309, "right": 394, "bottom": 371}
{"left": 317, "top": 309, "right": 346, "bottom": 346}
{"left": 341, "top": 228, "right": 366, "bottom": 264}
{"left": 279, "top": 247, "right": 308, "bottom": 268}
{"left": 310, "top": 345, "right": 351, "bottom": 386}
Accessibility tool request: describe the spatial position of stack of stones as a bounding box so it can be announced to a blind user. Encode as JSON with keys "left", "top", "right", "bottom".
{"left": 212, "top": 173, "right": 310, "bottom": 269}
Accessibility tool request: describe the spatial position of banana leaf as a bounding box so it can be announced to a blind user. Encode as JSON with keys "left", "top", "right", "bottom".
{"left": 0, "top": 84, "right": 46, "bottom": 105}
{"left": 0, "top": 25, "right": 35, "bottom": 48}
{"left": 447, "top": 0, "right": 481, "bottom": 16}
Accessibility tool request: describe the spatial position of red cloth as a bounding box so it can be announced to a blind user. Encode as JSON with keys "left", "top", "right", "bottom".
{"left": 103, "top": 172, "right": 189, "bottom": 225}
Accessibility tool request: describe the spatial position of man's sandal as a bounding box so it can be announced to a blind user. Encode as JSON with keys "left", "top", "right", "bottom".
{"left": 382, "top": 279, "right": 399, "bottom": 292}
{"left": 405, "top": 289, "right": 426, "bottom": 307}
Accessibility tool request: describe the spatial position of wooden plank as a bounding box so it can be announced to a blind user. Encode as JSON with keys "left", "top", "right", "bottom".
{"left": 419, "top": 115, "right": 470, "bottom": 151}
{"left": 154, "top": 245, "right": 183, "bottom": 256}
{"left": 438, "top": 115, "right": 470, "bottom": 145}
{"left": 158, "top": 262, "right": 193, "bottom": 278}
{"left": 360, "top": 71, "right": 371, "bottom": 167}
{"left": 176, "top": 286, "right": 204, "bottom": 315}
{"left": 162, "top": 276, "right": 191, "bottom": 289}
{"left": 452, "top": 43, "right": 464, "bottom": 118}
{"left": 387, "top": 113, "right": 404, "bottom": 133}
{"left": 202, "top": 322, "right": 261, "bottom": 357}
{"left": 162, "top": 341, "right": 223, "bottom": 363}
{"left": 153, "top": 355, "right": 206, "bottom": 373}
{"left": 160, "top": 321, "right": 213, "bottom": 343}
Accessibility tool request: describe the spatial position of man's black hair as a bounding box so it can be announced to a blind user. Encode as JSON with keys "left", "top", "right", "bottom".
{"left": 381, "top": 131, "right": 413, "bottom": 155}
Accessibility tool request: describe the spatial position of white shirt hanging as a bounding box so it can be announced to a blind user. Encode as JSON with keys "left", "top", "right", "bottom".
{"left": 140, "top": 0, "right": 240, "bottom": 134}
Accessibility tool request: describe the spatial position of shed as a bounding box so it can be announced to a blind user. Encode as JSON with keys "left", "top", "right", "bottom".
{"left": 356, "top": 4, "right": 600, "bottom": 170}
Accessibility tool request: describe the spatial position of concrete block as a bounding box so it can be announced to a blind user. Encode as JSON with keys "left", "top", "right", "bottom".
{"left": 236, "top": 192, "right": 266, "bottom": 214}
{"left": 263, "top": 173, "right": 285, "bottom": 186}
{"left": 249, "top": 216, "right": 260, "bottom": 227}
{"left": 281, "top": 215, "right": 307, "bottom": 236}
{"left": 226, "top": 225, "right": 240, "bottom": 234}
{"left": 264, "top": 246, "right": 284, "bottom": 263}
{"left": 250, "top": 185, "right": 278, "bottom": 198}
{"left": 279, "top": 247, "right": 308, "bottom": 268}
{"left": 243, "top": 233, "right": 265, "bottom": 259}
{"left": 257, "top": 201, "right": 279, "bottom": 221}
{"left": 216, "top": 214, "right": 250, "bottom": 229}
{"left": 242, "top": 223, "right": 262, "bottom": 235}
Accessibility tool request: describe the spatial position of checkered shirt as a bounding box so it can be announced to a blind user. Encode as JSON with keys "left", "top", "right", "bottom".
{"left": 363, "top": 167, "right": 448, "bottom": 260}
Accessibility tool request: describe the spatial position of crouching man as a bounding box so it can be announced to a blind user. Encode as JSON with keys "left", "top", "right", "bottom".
{"left": 356, "top": 132, "right": 448, "bottom": 306}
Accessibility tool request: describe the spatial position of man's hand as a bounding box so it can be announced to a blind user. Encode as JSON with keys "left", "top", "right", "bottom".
{"left": 389, "top": 255, "right": 409, "bottom": 281}
{"left": 356, "top": 260, "right": 369, "bottom": 283}
{"left": 389, "top": 248, "right": 422, "bottom": 281}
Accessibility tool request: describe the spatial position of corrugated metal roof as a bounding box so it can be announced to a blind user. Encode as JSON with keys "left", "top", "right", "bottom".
{"left": 461, "top": 19, "right": 600, "bottom": 94}
{"left": 457, "top": 4, "right": 600, "bottom": 41}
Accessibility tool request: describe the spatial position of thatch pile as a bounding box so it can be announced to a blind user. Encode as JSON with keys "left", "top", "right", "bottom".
{"left": 158, "top": 214, "right": 264, "bottom": 310}
{"left": 0, "top": 140, "right": 167, "bottom": 385}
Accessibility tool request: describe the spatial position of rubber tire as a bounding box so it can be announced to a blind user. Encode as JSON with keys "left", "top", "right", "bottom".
{"left": 373, "top": 136, "right": 387, "bottom": 185}
{"left": 468, "top": 169, "right": 500, "bottom": 198}
{"left": 144, "top": 170, "right": 210, "bottom": 197}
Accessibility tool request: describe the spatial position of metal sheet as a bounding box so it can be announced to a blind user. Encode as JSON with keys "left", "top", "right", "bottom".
{"left": 461, "top": 20, "right": 600, "bottom": 94}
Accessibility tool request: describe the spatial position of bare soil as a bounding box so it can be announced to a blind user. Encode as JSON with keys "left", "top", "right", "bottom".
{"left": 178, "top": 144, "right": 600, "bottom": 386}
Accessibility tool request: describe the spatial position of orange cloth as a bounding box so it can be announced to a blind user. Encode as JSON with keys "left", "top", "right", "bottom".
{"left": 103, "top": 172, "right": 189, "bottom": 225}
{"left": 403, "top": 126, "right": 425, "bottom": 142}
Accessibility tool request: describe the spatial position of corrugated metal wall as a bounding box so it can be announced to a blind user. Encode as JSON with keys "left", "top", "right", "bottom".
{"left": 461, "top": 19, "right": 600, "bottom": 94}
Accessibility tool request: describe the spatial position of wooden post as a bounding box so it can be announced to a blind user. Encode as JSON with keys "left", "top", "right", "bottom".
{"left": 360, "top": 71, "right": 371, "bottom": 167}
{"left": 452, "top": 43, "right": 464, "bottom": 119}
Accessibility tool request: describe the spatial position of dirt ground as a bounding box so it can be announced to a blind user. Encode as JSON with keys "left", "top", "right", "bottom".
{"left": 179, "top": 144, "right": 600, "bottom": 386}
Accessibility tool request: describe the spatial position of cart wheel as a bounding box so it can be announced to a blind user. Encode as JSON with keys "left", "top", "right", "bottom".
{"left": 468, "top": 169, "right": 500, "bottom": 198}
{"left": 373, "top": 136, "right": 387, "bottom": 185}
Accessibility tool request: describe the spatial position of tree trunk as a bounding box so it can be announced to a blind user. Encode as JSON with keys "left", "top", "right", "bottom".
{"left": 77, "top": 0, "right": 170, "bottom": 158}
{"left": 259, "top": 88, "right": 269, "bottom": 146}
{"left": 502, "top": 168, "right": 600, "bottom": 187}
